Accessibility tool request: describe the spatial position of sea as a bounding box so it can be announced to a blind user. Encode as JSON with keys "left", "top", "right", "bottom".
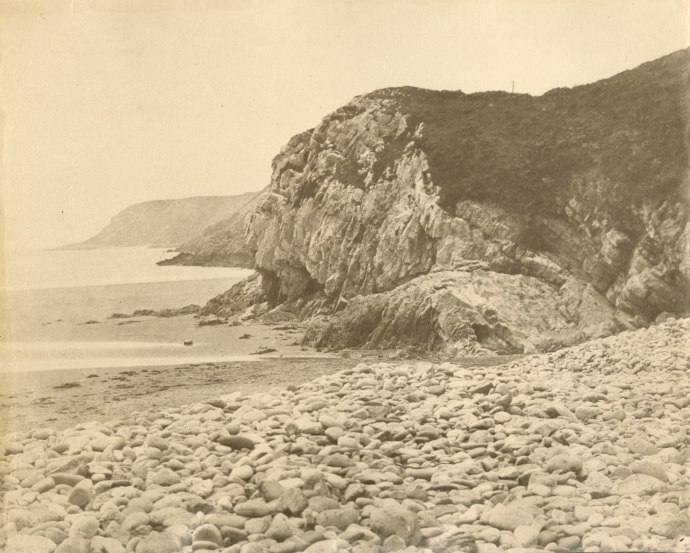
{"left": 1, "top": 247, "right": 254, "bottom": 373}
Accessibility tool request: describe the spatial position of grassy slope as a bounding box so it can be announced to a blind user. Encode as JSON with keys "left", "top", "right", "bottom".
{"left": 365, "top": 49, "right": 688, "bottom": 234}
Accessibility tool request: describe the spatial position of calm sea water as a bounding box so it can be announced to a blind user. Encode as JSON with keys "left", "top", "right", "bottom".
{"left": 4, "top": 247, "right": 246, "bottom": 291}
{"left": 1, "top": 248, "right": 254, "bottom": 372}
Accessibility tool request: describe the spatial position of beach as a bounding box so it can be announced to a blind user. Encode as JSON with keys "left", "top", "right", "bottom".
{"left": 1, "top": 247, "right": 350, "bottom": 433}
{"left": 0, "top": 354, "right": 362, "bottom": 436}
{"left": 1, "top": 319, "right": 688, "bottom": 553}
{"left": 1, "top": 280, "right": 357, "bottom": 437}
{"left": 2, "top": 249, "right": 689, "bottom": 553}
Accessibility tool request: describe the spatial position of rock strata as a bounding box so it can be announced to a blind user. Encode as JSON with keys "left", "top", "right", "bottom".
{"left": 198, "top": 49, "right": 689, "bottom": 354}
{"left": 2, "top": 319, "right": 689, "bottom": 552}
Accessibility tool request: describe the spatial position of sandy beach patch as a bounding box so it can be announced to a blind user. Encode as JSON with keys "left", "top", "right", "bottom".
{"left": 0, "top": 357, "right": 369, "bottom": 435}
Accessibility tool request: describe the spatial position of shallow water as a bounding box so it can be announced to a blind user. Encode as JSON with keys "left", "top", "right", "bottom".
{"left": 1, "top": 247, "right": 254, "bottom": 372}
{"left": 4, "top": 246, "right": 249, "bottom": 291}
{"left": 1, "top": 349, "right": 259, "bottom": 372}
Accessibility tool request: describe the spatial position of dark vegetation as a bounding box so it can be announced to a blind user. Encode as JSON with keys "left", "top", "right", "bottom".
{"left": 367, "top": 49, "right": 688, "bottom": 235}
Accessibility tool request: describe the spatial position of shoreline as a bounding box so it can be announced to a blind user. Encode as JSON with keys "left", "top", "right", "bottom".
{"left": 0, "top": 342, "right": 516, "bottom": 436}
{"left": 0, "top": 357, "right": 363, "bottom": 435}
{"left": 3, "top": 274, "right": 250, "bottom": 294}
{"left": 1, "top": 320, "right": 687, "bottom": 553}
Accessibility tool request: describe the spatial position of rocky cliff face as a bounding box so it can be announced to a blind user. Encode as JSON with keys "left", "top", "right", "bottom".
{"left": 203, "top": 49, "right": 689, "bottom": 354}
{"left": 159, "top": 190, "right": 266, "bottom": 268}
{"left": 64, "top": 194, "right": 255, "bottom": 249}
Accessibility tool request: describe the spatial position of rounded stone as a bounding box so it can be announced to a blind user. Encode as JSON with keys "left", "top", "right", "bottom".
{"left": 135, "top": 531, "right": 182, "bottom": 553}
{"left": 6, "top": 534, "right": 57, "bottom": 553}
{"left": 217, "top": 435, "right": 256, "bottom": 450}
{"left": 192, "top": 523, "right": 222, "bottom": 545}
{"left": 150, "top": 468, "right": 182, "bottom": 486}
{"left": 68, "top": 480, "right": 94, "bottom": 508}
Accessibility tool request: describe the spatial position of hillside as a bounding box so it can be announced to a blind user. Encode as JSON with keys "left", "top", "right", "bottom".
{"left": 200, "top": 49, "right": 689, "bottom": 355}
{"left": 62, "top": 194, "right": 256, "bottom": 249}
{"left": 157, "top": 189, "right": 267, "bottom": 268}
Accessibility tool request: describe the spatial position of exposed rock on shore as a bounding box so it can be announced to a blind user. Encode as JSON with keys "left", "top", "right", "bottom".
{"left": 110, "top": 305, "right": 201, "bottom": 319}
{"left": 159, "top": 191, "right": 268, "bottom": 269}
{"left": 2, "top": 319, "right": 688, "bottom": 552}
{"left": 198, "top": 49, "right": 689, "bottom": 354}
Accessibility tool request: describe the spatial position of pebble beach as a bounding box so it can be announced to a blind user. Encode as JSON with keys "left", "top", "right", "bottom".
{"left": 2, "top": 319, "right": 689, "bottom": 553}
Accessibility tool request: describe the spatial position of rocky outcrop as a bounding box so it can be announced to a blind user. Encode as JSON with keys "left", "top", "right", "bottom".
{"left": 159, "top": 190, "right": 267, "bottom": 268}
{"left": 205, "top": 49, "right": 689, "bottom": 354}
{"left": 109, "top": 304, "right": 201, "bottom": 319}
{"left": 63, "top": 194, "right": 255, "bottom": 249}
{"left": 306, "top": 271, "right": 619, "bottom": 355}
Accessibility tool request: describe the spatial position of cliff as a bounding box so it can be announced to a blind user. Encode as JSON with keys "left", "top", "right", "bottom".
{"left": 63, "top": 194, "right": 255, "bottom": 249}
{"left": 157, "top": 190, "right": 266, "bottom": 268}
{"left": 202, "top": 49, "right": 689, "bottom": 355}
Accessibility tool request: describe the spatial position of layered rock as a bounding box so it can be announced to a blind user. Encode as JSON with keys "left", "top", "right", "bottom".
{"left": 204, "top": 49, "right": 689, "bottom": 354}
{"left": 306, "top": 271, "right": 618, "bottom": 355}
{"left": 160, "top": 190, "right": 267, "bottom": 268}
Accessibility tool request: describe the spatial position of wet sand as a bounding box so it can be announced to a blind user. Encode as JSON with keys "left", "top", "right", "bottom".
{"left": 0, "top": 356, "right": 371, "bottom": 435}
{"left": 1, "top": 302, "right": 518, "bottom": 436}
{"left": 0, "top": 313, "right": 518, "bottom": 436}
{"left": 1, "top": 313, "right": 376, "bottom": 434}
{"left": 2, "top": 314, "right": 328, "bottom": 372}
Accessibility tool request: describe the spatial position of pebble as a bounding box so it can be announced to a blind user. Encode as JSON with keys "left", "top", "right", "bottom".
{"left": 235, "top": 499, "right": 276, "bottom": 518}
{"left": 32, "top": 476, "right": 56, "bottom": 493}
{"left": 629, "top": 459, "right": 668, "bottom": 482}
{"left": 122, "top": 511, "right": 150, "bottom": 531}
{"left": 0, "top": 319, "right": 687, "bottom": 553}
{"left": 91, "top": 536, "right": 126, "bottom": 553}
{"left": 217, "top": 435, "right": 256, "bottom": 450}
{"left": 614, "top": 473, "right": 669, "bottom": 495}
{"left": 67, "top": 479, "right": 94, "bottom": 508}
{"left": 6, "top": 534, "right": 57, "bottom": 553}
{"left": 365, "top": 499, "right": 421, "bottom": 544}
{"left": 134, "top": 531, "right": 182, "bottom": 553}
{"left": 149, "top": 468, "right": 181, "bottom": 486}
{"left": 55, "top": 535, "right": 90, "bottom": 553}
{"left": 483, "top": 502, "right": 541, "bottom": 531}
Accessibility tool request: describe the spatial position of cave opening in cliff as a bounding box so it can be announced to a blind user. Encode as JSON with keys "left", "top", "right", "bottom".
{"left": 471, "top": 323, "right": 491, "bottom": 344}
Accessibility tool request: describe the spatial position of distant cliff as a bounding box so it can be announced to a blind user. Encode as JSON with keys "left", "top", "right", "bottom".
{"left": 157, "top": 190, "right": 266, "bottom": 268}
{"left": 201, "top": 49, "right": 689, "bottom": 355}
{"left": 63, "top": 194, "right": 256, "bottom": 249}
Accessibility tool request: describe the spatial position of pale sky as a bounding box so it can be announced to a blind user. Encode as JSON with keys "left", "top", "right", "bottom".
{"left": 1, "top": 0, "right": 688, "bottom": 255}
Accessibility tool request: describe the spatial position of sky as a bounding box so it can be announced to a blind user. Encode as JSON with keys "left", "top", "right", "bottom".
{"left": 1, "top": 0, "right": 689, "bottom": 257}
